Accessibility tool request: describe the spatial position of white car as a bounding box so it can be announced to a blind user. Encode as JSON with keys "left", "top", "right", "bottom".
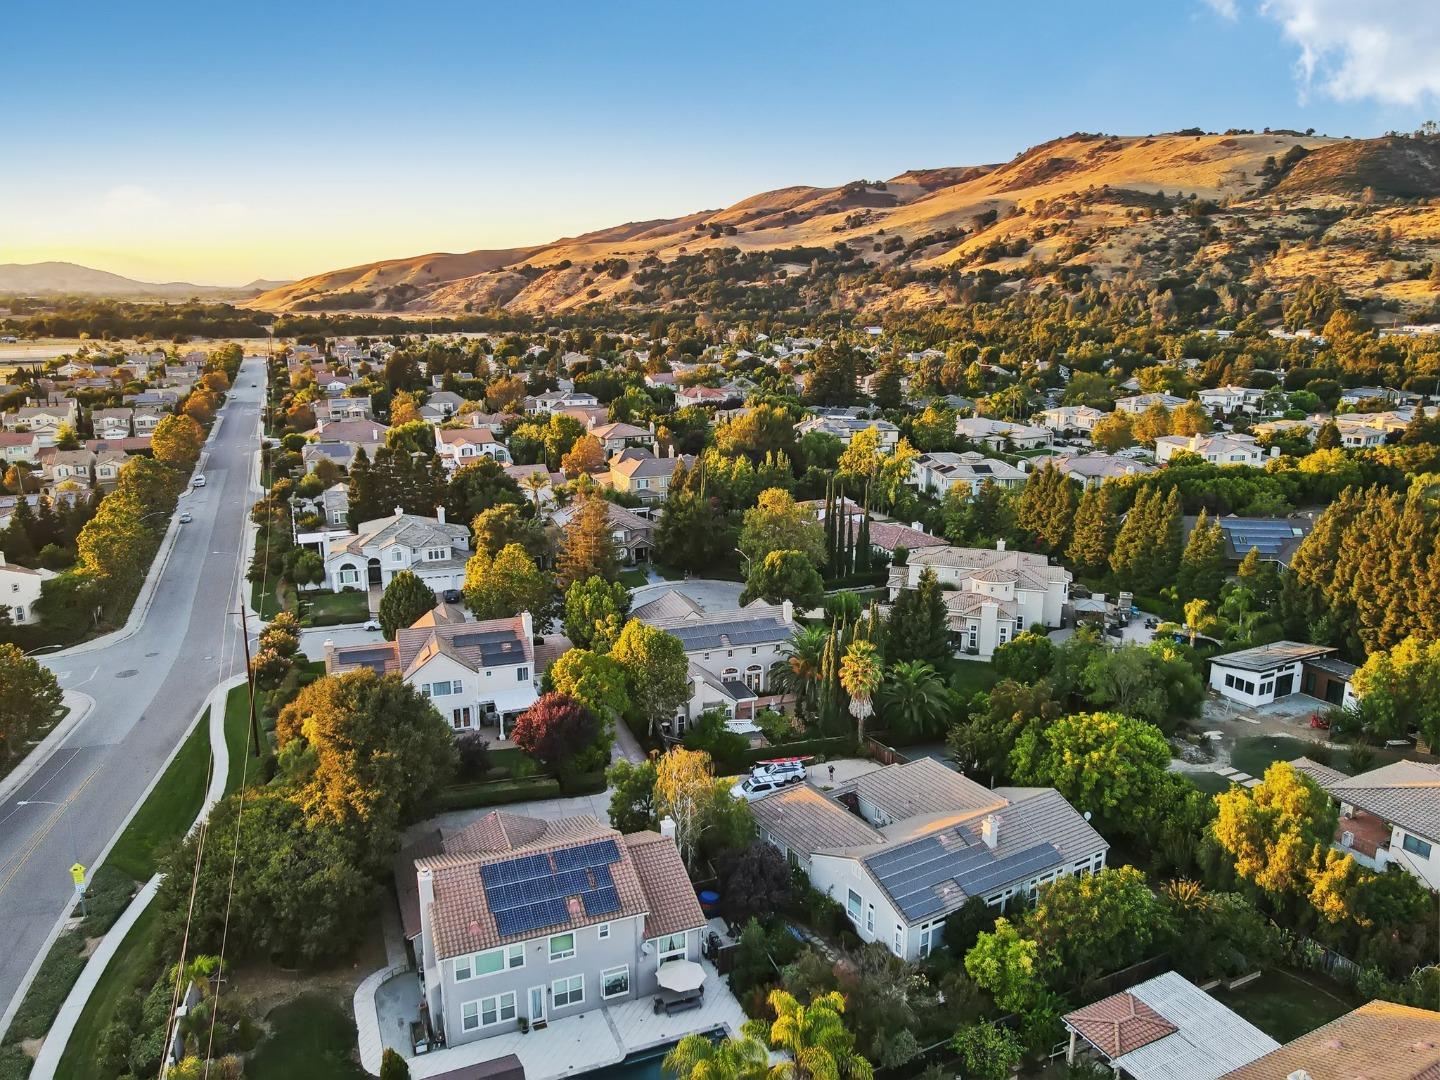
{"left": 178, "top": 511, "right": 193, "bottom": 524}
{"left": 362, "top": 619, "right": 382, "bottom": 632}
{"left": 730, "top": 775, "right": 791, "bottom": 802}
{"left": 751, "top": 760, "right": 807, "bottom": 784}
{"left": 192, "top": 475, "right": 207, "bottom": 487}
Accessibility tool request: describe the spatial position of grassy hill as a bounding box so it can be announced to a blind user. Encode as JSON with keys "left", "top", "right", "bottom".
{"left": 248, "top": 131, "right": 1440, "bottom": 319}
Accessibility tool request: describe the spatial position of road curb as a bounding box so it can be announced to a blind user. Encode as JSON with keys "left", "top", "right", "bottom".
{"left": 0, "top": 690, "right": 94, "bottom": 808}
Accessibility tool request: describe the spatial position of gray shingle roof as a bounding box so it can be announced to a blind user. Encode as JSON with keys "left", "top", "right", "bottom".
{"left": 1325, "top": 760, "right": 1440, "bottom": 841}
{"left": 853, "top": 758, "right": 1004, "bottom": 823}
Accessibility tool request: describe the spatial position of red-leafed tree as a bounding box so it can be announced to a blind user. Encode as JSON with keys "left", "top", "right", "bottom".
{"left": 510, "top": 693, "right": 600, "bottom": 770}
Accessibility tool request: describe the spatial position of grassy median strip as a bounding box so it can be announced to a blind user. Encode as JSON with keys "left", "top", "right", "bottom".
{"left": 105, "top": 709, "right": 212, "bottom": 881}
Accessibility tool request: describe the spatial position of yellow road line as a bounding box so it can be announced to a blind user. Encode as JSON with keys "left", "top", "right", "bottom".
{"left": 0, "top": 766, "right": 101, "bottom": 899}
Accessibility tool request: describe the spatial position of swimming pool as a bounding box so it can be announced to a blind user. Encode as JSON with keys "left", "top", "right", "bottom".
{"left": 587, "top": 1028, "right": 727, "bottom": 1080}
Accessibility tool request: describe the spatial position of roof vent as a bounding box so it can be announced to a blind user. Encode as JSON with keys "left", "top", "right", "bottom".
{"left": 1287, "top": 1072, "right": 1313, "bottom": 1080}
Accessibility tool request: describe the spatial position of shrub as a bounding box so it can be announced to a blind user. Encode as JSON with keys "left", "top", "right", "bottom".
{"left": 0, "top": 1045, "right": 32, "bottom": 1080}
{"left": 435, "top": 777, "right": 561, "bottom": 811}
{"left": 454, "top": 731, "right": 491, "bottom": 780}
{"left": 6, "top": 931, "right": 87, "bottom": 1040}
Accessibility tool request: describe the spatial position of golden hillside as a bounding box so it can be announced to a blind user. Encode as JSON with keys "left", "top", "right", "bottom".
{"left": 251, "top": 131, "right": 1440, "bottom": 317}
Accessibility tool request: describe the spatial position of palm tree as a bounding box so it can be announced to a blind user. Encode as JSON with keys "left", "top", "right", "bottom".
{"left": 664, "top": 1030, "right": 769, "bottom": 1080}
{"left": 520, "top": 469, "right": 549, "bottom": 512}
{"left": 839, "top": 639, "right": 884, "bottom": 742}
{"left": 771, "top": 625, "right": 828, "bottom": 721}
{"left": 874, "top": 660, "right": 950, "bottom": 740}
{"left": 763, "top": 990, "right": 873, "bottom": 1080}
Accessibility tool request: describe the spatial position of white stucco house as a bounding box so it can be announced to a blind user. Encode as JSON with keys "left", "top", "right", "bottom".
{"left": 436, "top": 427, "right": 514, "bottom": 471}
{"left": 1036, "top": 405, "right": 1106, "bottom": 436}
{"left": 888, "top": 542, "right": 1071, "bottom": 659}
{"left": 1154, "top": 432, "right": 1268, "bottom": 466}
{"left": 325, "top": 606, "right": 537, "bottom": 736}
{"left": 0, "top": 553, "right": 55, "bottom": 624}
{"left": 752, "top": 758, "right": 1107, "bottom": 961}
{"left": 909, "top": 451, "right": 1026, "bottom": 497}
{"left": 1207, "top": 641, "right": 1357, "bottom": 710}
{"left": 323, "top": 509, "right": 471, "bottom": 594}
{"left": 954, "top": 416, "right": 1051, "bottom": 451}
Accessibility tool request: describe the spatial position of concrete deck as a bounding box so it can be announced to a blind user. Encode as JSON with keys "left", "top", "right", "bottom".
{"left": 359, "top": 958, "right": 744, "bottom": 1078}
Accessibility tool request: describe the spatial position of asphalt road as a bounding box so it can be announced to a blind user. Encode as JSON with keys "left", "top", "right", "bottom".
{"left": 0, "top": 356, "right": 265, "bottom": 1028}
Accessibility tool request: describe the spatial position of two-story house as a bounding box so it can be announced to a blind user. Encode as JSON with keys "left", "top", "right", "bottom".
{"left": 954, "top": 416, "right": 1051, "bottom": 451}
{"left": 1053, "top": 453, "right": 1156, "bottom": 488}
{"left": 436, "top": 427, "right": 513, "bottom": 471}
{"left": 888, "top": 542, "right": 1071, "bottom": 659}
{"left": 0, "top": 553, "right": 56, "bottom": 624}
{"left": 396, "top": 812, "right": 705, "bottom": 1047}
{"left": 603, "top": 449, "right": 691, "bottom": 504}
{"left": 420, "top": 391, "right": 466, "bottom": 422}
{"left": 633, "top": 598, "right": 797, "bottom": 733}
{"left": 1115, "top": 392, "right": 1188, "bottom": 415}
{"left": 551, "top": 500, "right": 654, "bottom": 565}
{"left": 37, "top": 448, "right": 96, "bottom": 491}
{"left": 326, "top": 607, "right": 537, "bottom": 734}
{"left": 1154, "top": 432, "right": 1268, "bottom": 466}
{"left": 323, "top": 508, "right": 471, "bottom": 594}
{"left": 525, "top": 390, "right": 599, "bottom": 415}
{"left": 0, "top": 431, "right": 41, "bottom": 465}
{"left": 589, "top": 422, "right": 656, "bottom": 455}
{"left": 5, "top": 402, "right": 79, "bottom": 446}
{"left": 752, "top": 758, "right": 1108, "bottom": 961}
{"left": 1197, "top": 385, "right": 1267, "bottom": 414}
{"left": 1036, "top": 405, "right": 1106, "bottom": 436}
{"left": 91, "top": 407, "right": 134, "bottom": 439}
{"left": 1290, "top": 758, "right": 1440, "bottom": 892}
{"left": 909, "top": 452, "right": 1026, "bottom": 497}
{"left": 314, "top": 396, "right": 374, "bottom": 423}
{"left": 793, "top": 415, "right": 901, "bottom": 450}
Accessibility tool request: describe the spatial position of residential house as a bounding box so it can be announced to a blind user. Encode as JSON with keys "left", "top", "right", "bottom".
{"left": 751, "top": 758, "right": 1107, "bottom": 961}
{"left": 84, "top": 436, "right": 150, "bottom": 457}
{"left": 91, "top": 407, "right": 134, "bottom": 439}
{"left": 1197, "top": 385, "right": 1268, "bottom": 414}
{"left": 312, "top": 418, "right": 387, "bottom": 462}
{"left": 436, "top": 427, "right": 513, "bottom": 471}
{"left": 1250, "top": 417, "right": 1318, "bottom": 443}
{"left": 1207, "top": 641, "right": 1357, "bottom": 710}
{"left": 1290, "top": 758, "right": 1440, "bottom": 891}
{"left": 954, "top": 416, "right": 1051, "bottom": 451}
{"left": 131, "top": 407, "right": 166, "bottom": 436}
{"left": 887, "top": 542, "right": 1071, "bottom": 659}
{"left": 1333, "top": 410, "right": 1423, "bottom": 446}
{"left": 814, "top": 498, "right": 948, "bottom": 561}
{"left": 525, "top": 390, "right": 599, "bottom": 415}
{"left": 504, "top": 463, "right": 562, "bottom": 507}
{"left": 314, "top": 396, "right": 374, "bottom": 423}
{"left": 457, "top": 410, "right": 516, "bottom": 434}
{"left": 1181, "top": 514, "right": 1312, "bottom": 566}
{"left": 1036, "top": 405, "right": 1106, "bottom": 436}
{"left": 0, "top": 431, "right": 41, "bottom": 465}
{"left": 5, "top": 402, "right": 78, "bottom": 445}
{"left": 1053, "top": 453, "right": 1155, "bottom": 488}
{"left": 589, "top": 422, "right": 656, "bottom": 455}
{"left": 37, "top": 448, "right": 95, "bottom": 491}
{"left": 551, "top": 501, "right": 654, "bottom": 564}
{"left": 908, "top": 452, "right": 1026, "bottom": 497}
{"left": 326, "top": 609, "right": 536, "bottom": 735}
{"left": 420, "top": 391, "right": 466, "bottom": 422}
{"left": 302, "top": 442, "right": 358, "bottom": 472}
{"left": 604, "top": 449, "right": 690, "bottom": 504}
{"left": 1063, "top": 972, "right": 1279, "bottom": 1080}
{"left": 1339, "top": 385, "right": 1418, "bottom": 407}
{"left": 1154, "top": 432, "right": 1268, "bottom": 466}
{"left": 643, "top": 372, "right": 677, "bottom": 389}
{"left": 93, "top": 450, "right": 127, "bottom": 488}
{"left": 397, "top": 811, "right": 704, "bottom": 1047}
{"left": 1219, "top": 1000, "right": 1440, "bottom": 1080}
{"left": 674, "top": 385, "right": 737, "bottom": 409}
{"left": 1115, "top": 392, "right": 1188, "bottom": 415}
{"left": 323, "top": 508, "right": 471, "bottom": 593}
{"left": 793, "top": 415, "right": 901, "bottom": 450}
{"left": 0, "top": 553, "right": 55, "bottom": 624}
{"left": 635, "top": 599, "right": 798, "bottom": 732}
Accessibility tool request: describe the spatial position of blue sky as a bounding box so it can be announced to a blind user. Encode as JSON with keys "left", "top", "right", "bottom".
{"left": 3, "top": 0, "right": 1438, "bottom": 283}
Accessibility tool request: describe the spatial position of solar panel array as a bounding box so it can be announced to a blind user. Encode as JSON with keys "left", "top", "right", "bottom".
{"left": 867, "top": 830, "right": 1063, "bottom": 921}
{"left": 1217, "top": 519, "right": 1296, "bottom": 557}
{"left": 668, "top": 619, "right": 789, "bottom": 652}
{"left": 481, "top": 840, "right": 623, "bottom": 937}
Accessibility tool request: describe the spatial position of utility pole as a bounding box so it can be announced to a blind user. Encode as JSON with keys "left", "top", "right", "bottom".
{"left": 237, "top": 605, "right": 262, "bottom": 757}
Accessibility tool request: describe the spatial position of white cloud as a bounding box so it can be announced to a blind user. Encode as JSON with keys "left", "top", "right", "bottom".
{"left": 1203, "top": 0, "right": 1239, "bottom": 20}
{"left": 1258, "top": 0, "right": 1440, "bottom": 106}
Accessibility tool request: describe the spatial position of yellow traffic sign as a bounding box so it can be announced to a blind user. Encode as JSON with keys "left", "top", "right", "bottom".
{"left": 70, "top": 863, "right": 86, "bottom": 886}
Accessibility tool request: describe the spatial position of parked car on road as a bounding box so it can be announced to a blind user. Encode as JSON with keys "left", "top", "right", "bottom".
{"left": 192, "top": 475, "right": 206, "bottom": 487}
{"left": 178, "top": 511, "right": 192, "bottom": 524}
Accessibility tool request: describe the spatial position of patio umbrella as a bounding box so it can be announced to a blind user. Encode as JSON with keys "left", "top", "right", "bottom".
{"left": 655, "top": 959, "right": 706, "bottom": 993}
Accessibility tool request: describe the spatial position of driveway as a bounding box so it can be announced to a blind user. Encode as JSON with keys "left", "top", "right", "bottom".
{"left": 628, "top": 578, "right": 744, "bottom": 613}
{"left": 0, "top": 357, "right": 266, "bottom": 1030}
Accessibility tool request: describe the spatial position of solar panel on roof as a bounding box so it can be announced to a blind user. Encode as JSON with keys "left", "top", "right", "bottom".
{"left": 495, "top": 897, "right": 569, "bottom": 937}
{"left": 553, "top": 839, "right": 620, "bottom": 871}
{"left": 481, "top": 852, "right": 552, "bottom": 888}
{"left": 868, "top": 829, "right": 1064, "bottom": 919}
{"left": 581, "top": 885, "right": 620, "bottom": 917}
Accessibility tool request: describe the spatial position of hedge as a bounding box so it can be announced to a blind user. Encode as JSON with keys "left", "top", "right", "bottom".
{"left": 741, "top": 736, "right": 855, "bottom": 768}
{"left": 558, "top": 771, "right": 607, "bottom": 796}
{"left": 435, "top": 776, "right": 562, "bottom": 811}
{"left": 4, "top": 931, "right": 88, "bottom": 1043}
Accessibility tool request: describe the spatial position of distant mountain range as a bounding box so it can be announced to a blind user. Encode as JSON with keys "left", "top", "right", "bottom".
{"left": 0, "top": 261, "right": 288, "bottom": 300}
{"left": 248, "top": 130, "right": 1440, "bottom": 318}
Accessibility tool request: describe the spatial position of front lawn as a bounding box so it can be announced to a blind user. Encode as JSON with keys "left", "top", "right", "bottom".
{"left": 948, "top": 660, "right": 1000, "bottom": 700}
{"left": 618, "top": 568, "right": 650, "bottom": 589}
{"left": 301, "top": 589, "right": 370, "bottom": 626}
{"left": 247, "top": 994, "right": 367, "bottom": 1080}
{"left": 53, "top": 905, "right": 162, "bottom": 1080}
{"left": 1212, "top": 968, "right": 1353, "bottom": 1043}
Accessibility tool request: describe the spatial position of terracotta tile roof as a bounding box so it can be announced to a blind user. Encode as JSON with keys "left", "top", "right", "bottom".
{"left": 623, "top": 831, "right": 706, "bottom": 940}
{"left": 1221, "top": 1000, "right": 1440, "bottom": 1080}
{"left": 1066, "top": 991, "right": 1178, "bottom": 1059}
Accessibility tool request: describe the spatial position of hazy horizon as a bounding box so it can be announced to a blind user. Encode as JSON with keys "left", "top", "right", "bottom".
{"left": 5, "top": 0, "right": 1439, "bottom": 285}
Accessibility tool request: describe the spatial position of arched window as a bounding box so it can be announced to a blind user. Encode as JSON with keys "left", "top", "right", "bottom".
{"left": 721, "top": 667, "right": 738, "bottom": 681}
{"left": 745, "top": 665, "right": 763, "bottom": 692}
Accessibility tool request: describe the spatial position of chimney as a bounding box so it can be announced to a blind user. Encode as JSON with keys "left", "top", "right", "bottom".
{"left": 1270, "top": 445, "right": 1281, "bottom": 458}
{"left": 660, "top": 816, "right": 677, "bottom": 839}
{"left": 981, "top": 814, "right": 999, "bottom": 850}
{"left": 393, "top": 505, "right": 404, "bottom": 518}
{"left": 435, "top": 505, "right": 445, "bottom": 525}
{"left": 323, "top": 640, "right": 335, "bottom": 669}
{"left": 996, "top": 538, "right": 1006, "bottom": 552}
{"left": 782, "top": 599, "right": 794, "bottom": 623}
{"left": 0, "top": 552, "right": 5, "bottom": 567}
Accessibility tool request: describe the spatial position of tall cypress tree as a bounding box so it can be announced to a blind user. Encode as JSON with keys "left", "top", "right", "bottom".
{"left": 886, "top": 567, "right": 951, "bottom": 668}
{"left": 857, "top": 486, "right": 872, "bottom": 573}
{"left": 1068, "top": 484, "right": 1117, "bottom": 577}
{"left": 1176, "top": 508, "right": 1226, "bottom": 604}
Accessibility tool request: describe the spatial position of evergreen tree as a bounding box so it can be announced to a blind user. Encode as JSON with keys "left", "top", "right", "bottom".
{"left": 802, "top": 342, "right": 860, "bottom": 406}
{"left": 886, "top": 567, "right": 951, "bottom": 668}
{"left": 1067, "top": 484, "right": 1117, "bottom": 577}
{"left": 556, "top": 489, "right": 620, "bottom": 587}
{"left": 1176, "top": 509, "right": 1226, "bottom": 604}
{"left": 1015, "top": 463, "right": 1076, "bottom": 555}
{"left": 1314, "top": 421, "right": 1342, "bottom": 450}
{"left": 856, "top": 488, "right": 872, "bottom": 573}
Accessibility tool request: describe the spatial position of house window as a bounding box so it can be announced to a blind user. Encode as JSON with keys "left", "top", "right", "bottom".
{"left": 426, "top": 548, "right": 446, "bottom": 561}
{"left": 462, "top": 991, "right": 516, "bottom": 1031}
{"left": 846, "top": 889, "right": 862, "bottom": 922}
{"left": 918, "top": 921, "right": 942, "bottom": 958}
{"left": 392, "top": 550, "right": 404, "bottom": 562}
{"left": 517, "top": 667, "right": 529, "bottom": 682}
{"left": 601, "top": 966, "right": 629, "bottom": 999}
{"left": 865, "top": 904, "right": 875, "bottom": 933}
{"left": 656, "top": 932, "right": 687, "bottom": 966}
{"left": 597, "top": 923, "right": 610, "bottom": 940}
{"left": 745, "top": 665, "right": 763, "bottom": 692}
{"left": 1402, "top": 833, "right": 1433, "bottom": 859}
{"left": 722, "top": 667, "right": 738, "bottom": 681}
{"left": 893, "top": 927, "right": 904, "bottom": 956}
{"left": 338, "top": 567, "right": 360, "bottom": 586}
{"left": 456, "top": 943, "right": 524, "bottom": 981}
{"left": 553, "top": 974, "right": 584, "bottom": 1008}
{"left": 548, "top": 933, "right": 576, "bottom": 961}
